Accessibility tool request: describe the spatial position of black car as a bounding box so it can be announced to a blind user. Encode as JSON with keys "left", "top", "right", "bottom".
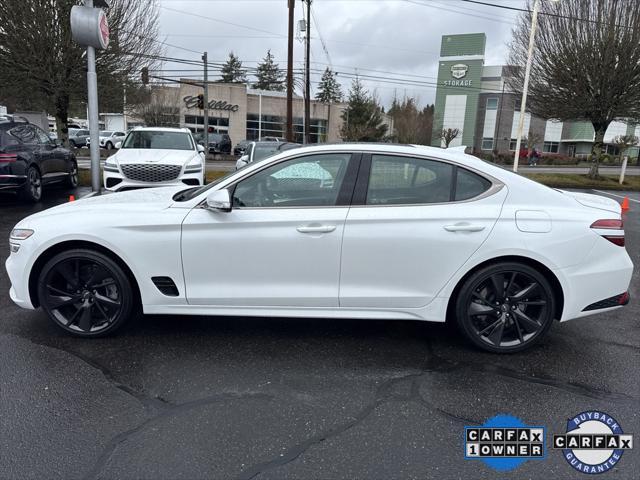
{"left": 208, "top": 133, "right": 232, "bottom": 154}
{"left": 0, "top": 117, "right": 78, "bottom": 202}
{"left": 233, "top": 139, "right": 251, "bottom": 156}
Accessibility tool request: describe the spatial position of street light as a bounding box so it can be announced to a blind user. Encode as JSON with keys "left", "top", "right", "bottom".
{"left": 512, "top": 0, "right": 560, "bottom": 172}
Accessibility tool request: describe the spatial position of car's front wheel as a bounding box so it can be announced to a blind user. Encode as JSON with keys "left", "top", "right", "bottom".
{"left": 37, "top": 249, "right": 134, "bottom": 337}
{"left": 455, "top": 262, "right": 555, "bottom": 353}
{"left": 106, "top": 141, "right": 113, "bottom": 150}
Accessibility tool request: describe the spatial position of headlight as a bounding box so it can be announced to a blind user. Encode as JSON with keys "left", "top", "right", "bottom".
{"left": 10, "top": 228, "right": 34, "bottom": 241}
{"left": 104, "top": 157, "right": 119, "bottom": 172}
{"left": 185, "top": 157, "right": 203, "bottom": 173}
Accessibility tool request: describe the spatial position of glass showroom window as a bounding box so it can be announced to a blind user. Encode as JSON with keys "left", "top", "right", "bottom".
{"left": 486, "top": 98, "right": 498, "bottom": 110}
{"left": 543, "top": 141, "right": 559, "bottom": 153}
{"left": 509, "top": 139, "right": 518, "bottom": 151}
{"left": 481, "top": 138, "right": 494, "bottom": 150}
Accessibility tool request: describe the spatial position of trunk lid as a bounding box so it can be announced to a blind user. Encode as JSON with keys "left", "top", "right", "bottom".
{"left": 558, "top": 190, "right": 621, "bottom": 214}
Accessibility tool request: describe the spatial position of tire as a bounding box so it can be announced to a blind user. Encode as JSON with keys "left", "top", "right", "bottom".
{"left": 106, "top": 141, "right": 113, "bottom": 150}
{"left": 67, "top": 160, "right": 78, "bottom": 188}
{"left": 20, "top": 166, "right": 42, "bottom": 202}
{"left": 455, "top": 262, "right": 556, "bottom": 353}
{"left": 37, "top": 249, "right": 134, "bottom": 338}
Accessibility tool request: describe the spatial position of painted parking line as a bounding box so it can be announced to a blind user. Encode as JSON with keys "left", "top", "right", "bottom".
{"left": 592, "top": 190, "right": 640, "bottom": 203}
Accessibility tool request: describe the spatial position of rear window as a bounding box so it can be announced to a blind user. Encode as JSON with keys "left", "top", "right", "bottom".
{"left": 0, "top": 130, "right": 18, "bottom": 147}
{"left": 455, "top": 168, "right": 492, "bottom": 201}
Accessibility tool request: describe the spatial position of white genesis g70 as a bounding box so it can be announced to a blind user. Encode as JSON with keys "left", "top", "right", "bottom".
{"left": 6, "top": 144, "right": 633, "bottom": 353}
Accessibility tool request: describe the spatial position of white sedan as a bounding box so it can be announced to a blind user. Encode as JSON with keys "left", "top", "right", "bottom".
{"left": 5, "top": 144, "right": 633, "bottom": 352}
{"left": 103, "top": 127, "right": 205, "bottom": 191}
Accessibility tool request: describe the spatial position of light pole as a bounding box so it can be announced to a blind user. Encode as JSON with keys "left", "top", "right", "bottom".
{"left": 512, "top": 0, "right": 559, "bottom": 172}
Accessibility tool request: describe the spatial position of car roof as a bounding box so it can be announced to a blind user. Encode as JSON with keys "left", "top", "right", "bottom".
{"left": 131, "top": 127, "right": 192, "bottom": 133}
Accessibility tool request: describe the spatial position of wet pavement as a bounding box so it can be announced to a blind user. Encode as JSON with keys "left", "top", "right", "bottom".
{"left": 0, "top": 187, "right": 638, "bottom": 480}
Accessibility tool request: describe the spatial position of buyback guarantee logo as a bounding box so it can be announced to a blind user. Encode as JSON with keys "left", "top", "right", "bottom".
{"left": 465, "top": 415, "right": 546, "bottom": 471}
{"left": 554, "top": 411, "right": 633, "bottom": 474}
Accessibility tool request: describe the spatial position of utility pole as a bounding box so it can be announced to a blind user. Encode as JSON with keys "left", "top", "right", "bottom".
{"left": 286, "top": 0, "right": 295, "bottom": 141}
{"left": 304, "top": 0, "right": 311, "bottom": 144}
{"left": 203, "top": 51, "right": 209, "bottom": 153}
{"left": 86, "top": 1, "right": 100, "bottom": 193}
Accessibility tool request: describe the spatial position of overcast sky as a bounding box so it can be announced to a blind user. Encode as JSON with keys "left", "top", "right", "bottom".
{"left": 155, "top": 0, "right": 527, "bottom": 108}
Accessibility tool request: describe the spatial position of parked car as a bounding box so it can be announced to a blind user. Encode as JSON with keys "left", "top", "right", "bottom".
{"left": 0, "top": 117, "right": 78, "bottom": 202}
{"left": 235, "top": 141, "right": 301, "bottom": 170}
{"left": 208, "top": 133, "right": 232, "bottom": 155}
{"left": 87, "top": 130, "right": 126, "bottom": 150}
{"left": 102, "top": 127, "right": 205, "bottom": 191}
{"left": 233, "top": 139, "right": 252, "bottom": 156}
{"left": 68, "top": 128, "right": 90, "bottom": 148}
{"left": 260, "top": 136, "right": 286, "bottom": 142}
{"left": 7, "top": 144, "right": 633, "bottom": 352}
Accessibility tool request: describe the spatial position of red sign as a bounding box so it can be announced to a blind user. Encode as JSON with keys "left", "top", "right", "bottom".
{"left": 98, "top": 10, "right": 110, "bottom": 49}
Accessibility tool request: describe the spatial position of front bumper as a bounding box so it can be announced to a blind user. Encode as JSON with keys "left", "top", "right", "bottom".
{"left": 6, "top": 243, "right": 35, "bottom": 310}
{"left": 103, "top": 166, "right": 204, "bottom": 191}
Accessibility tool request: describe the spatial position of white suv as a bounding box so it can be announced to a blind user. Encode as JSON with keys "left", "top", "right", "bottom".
{"left": 103, "top": 127, "right": 205, "bottom": 191}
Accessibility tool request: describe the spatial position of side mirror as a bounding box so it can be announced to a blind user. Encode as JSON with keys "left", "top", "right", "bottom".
{"left": 197, "top": 144, "right": 205, "bottom": 153}
{"left": 205, "top": 189, "right": 231, "bottom": 212}
{"left": 54, "top": 139, "right": 63, "bottom": 147}
{"left": 115, "top": 142, "right": 122, "bottom": 149}
{"left": 239, "top": 154, "right": 249, "bottom": 163}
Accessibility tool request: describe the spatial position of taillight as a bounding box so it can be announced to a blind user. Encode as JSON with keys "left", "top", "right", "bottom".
{"left": 0, "top": 153, "right": 18, "bottom": 163}
{"left": 591, "top": 219, "right": 625, "bottom": 247}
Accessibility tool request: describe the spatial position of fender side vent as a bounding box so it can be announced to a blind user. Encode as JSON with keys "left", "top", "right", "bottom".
{"left": 151, "top": 276, "right": 179, "bottom": 297}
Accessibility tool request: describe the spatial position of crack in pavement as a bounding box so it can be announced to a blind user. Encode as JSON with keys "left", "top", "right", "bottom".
{"left": 84, "top": 391, "right": 275, "bottom": 480}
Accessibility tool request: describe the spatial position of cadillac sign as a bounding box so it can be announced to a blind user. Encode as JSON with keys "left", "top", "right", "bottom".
{"left": 183, "top": 96, "right": 240, "bottom": 112}
{"left": 444, "top": 63, "right": 472, "bottom": 87}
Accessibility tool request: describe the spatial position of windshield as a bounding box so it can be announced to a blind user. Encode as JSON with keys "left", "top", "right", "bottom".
{"left": 99, "top": 131, "right": 113, "bottom": 136}
{"left": 122, "top": 131, "right": 194, "bottom": 150}
{"left": 209, "top": 134, "right": 223, "bottom": 142}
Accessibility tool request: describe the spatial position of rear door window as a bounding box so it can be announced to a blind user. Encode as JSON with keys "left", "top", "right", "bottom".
{"left": 366, "top": 155, "right": 454, "bottom": 205}
{"left": 455, "top": 168, "right": 492, "bottom": 201}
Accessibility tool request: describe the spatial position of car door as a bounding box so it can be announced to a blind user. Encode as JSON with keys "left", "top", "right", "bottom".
{"left": 339, "top": 153, "right": 507, "bottom": 309}
{"left": 32, "top": 126, "right": 66, "bottom": 176}
{"left": 181, "top": 152, "right": 359, "bottom": 307}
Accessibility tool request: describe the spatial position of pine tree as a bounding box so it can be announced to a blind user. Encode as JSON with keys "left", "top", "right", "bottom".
{"left": 219, "top": 52, "right": 247, "bottom": 83}
{"left": 340, "top": 77, "right": 388, "bottom": 141}
{"left": 253, "top": 50, "right": 285, "bottom": 91}
{"left": 315, "top": 67, "right": 343, "bottom": 103}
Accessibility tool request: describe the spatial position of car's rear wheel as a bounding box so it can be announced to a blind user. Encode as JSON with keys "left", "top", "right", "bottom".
{"left": 21, "top": 166, "right": 42, "bottom": 202}
{"left": 67, "top": 160, "right": 78, "bottom": 188}
{"left": 455, "top": 262, "right": 555, "bottom": 353}
{"left": 37, "top": 249, "right": 134, "bottom": 337}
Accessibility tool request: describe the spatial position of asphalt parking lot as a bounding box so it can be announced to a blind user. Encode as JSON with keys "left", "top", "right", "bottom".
{"left": 0, "top": 186, "right": 638, "bottom": 480}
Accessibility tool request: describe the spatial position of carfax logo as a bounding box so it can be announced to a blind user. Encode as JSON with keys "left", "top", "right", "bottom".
{"left": 554, "top": 411, "right": 633, "bottom": 474}
{"left": 464, "top": 414, "right": 546, "bottom": 471}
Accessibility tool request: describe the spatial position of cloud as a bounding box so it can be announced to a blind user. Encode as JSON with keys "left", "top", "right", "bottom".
{"left": 156, "top": 0, "right": 523, "bottom": 107}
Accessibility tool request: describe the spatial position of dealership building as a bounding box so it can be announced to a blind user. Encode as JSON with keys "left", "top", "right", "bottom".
{"left": 142, "top": 82, "right": 353, "bottom": 145}
{"left": 432, "top": 33, "right": 640, "bottom": 158}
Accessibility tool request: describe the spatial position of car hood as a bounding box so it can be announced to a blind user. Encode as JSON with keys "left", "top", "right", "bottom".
{"left": 114, "top": 149, "right": 198, "bottom": 166}
{"left": 18, "top": 187, "right": 186, "bottom": 226}
{"left": 559, "top": 190, "right": 621, "bottom": 214}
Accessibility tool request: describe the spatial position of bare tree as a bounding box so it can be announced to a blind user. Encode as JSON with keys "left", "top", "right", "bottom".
{"left": 525, "top": 131, "right": 543, "bottom": 152}
{"left": 132, "top": 86, "right": 181, "bottom": 128}
{"left": 508, "top": 0, "right": 640, "bottom": 178}
{"left": 439, "top": 128, "right": 460, "bottom": 148}
{"left": 0, "top": 0, "right": 162, "bottom": 145}
{"left": 612, "top": 134, "right": 639, "bottom": 162}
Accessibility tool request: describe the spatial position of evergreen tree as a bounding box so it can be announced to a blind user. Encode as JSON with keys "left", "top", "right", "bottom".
{"left": 219, "top": 52, "right": 247, "bottom": 83}
{"left": 340, "top": 77, "right": 388, "bottom": 141}
{"left": 253, "top": 50, "right": 285, "bottom": 91}
{"left": 315, "top": 67, "right": 343, "bottom": 103}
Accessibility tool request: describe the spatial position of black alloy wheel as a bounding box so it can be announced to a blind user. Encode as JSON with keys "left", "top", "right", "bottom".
{"left": 21, "top": 166, "right": 42, "bottom": 202}
{"left": 37, "top": 249, "right": 134, "bottom": 337}
{"left": 455, "top": 262, "right": 555, "bottom": 353}
{"left": 67, "top": 161, "right": 79, "bottom": 188}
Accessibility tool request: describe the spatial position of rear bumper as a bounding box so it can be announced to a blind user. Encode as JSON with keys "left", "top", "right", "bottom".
{"left": 557, "top": 240, "right": 633, "bottom": 321}
{"left": 0, "top": 174, "right": 27, "bottom": 190}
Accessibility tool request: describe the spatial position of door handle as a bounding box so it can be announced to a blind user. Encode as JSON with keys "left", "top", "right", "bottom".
{"left": 443, "top": 223, "right": 486, "bottom": 232}
{"left": 297, "top": 225, "right": 336, "bottom": 234}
